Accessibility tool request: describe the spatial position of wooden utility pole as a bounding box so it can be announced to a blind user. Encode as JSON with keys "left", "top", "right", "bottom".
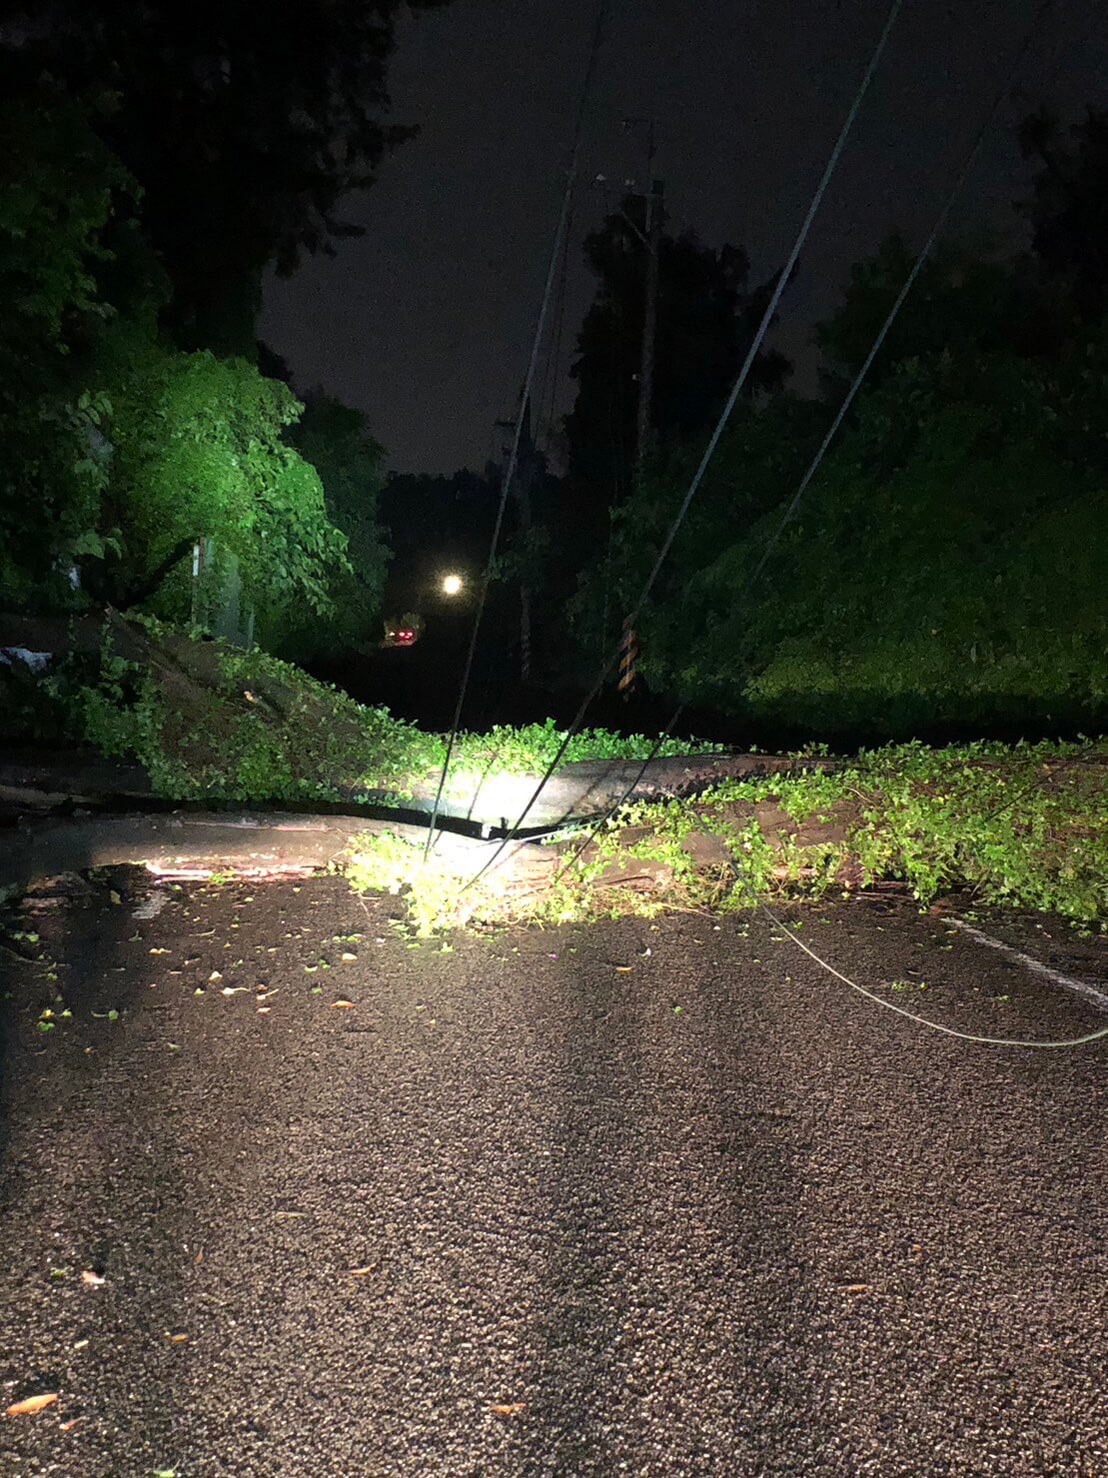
{"left": 496, "top": 396, "right": 537, "bottom": 683}
{"left": 516, "top": 409, "right": 533, "bottom": 684}
{"left": 635, "top": 176, "right": 664, "bottom": 476}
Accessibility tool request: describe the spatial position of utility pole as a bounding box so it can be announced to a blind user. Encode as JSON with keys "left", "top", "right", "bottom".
{"left": 635, "top": 176, "right": 663, "bottom": 476}
{"left": 495, "top": 396, "right": 537, "bottom": 684}
{"left": 618, "top": 117, "right": 663, "bottom": 478}
{"left": 613, "top": 120, "right": 662, "bottom": 698}
{"left": 595, "top": 121, "right": 664, "bottom": 479}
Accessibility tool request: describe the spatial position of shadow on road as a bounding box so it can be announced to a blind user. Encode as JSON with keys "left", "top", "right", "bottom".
{"left": 521, "top": 953, "right": 643, "bottom": 1471}
{"left": 520, "top": 922, "right": 827, "bottom": 1471}
{"left": 0, "top": 869, "right": 188, "bottom": 1463}
{"left": 705, "top": 1004, "right": 825, "bottom": 1464}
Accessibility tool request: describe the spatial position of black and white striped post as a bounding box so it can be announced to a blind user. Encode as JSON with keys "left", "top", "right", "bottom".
{"left": 618, "top": 618, "right": 639, "bottom": 701}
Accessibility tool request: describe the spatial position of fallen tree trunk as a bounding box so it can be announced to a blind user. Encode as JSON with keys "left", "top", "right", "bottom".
{"left": 0, "top": 747, "right": 839, "bottom": 828}
{"left": 0, "top": 812, "right": 383, "bottom": 895}
{"left": 450, "top": 750, "right": 836, "bottom": 828}
{"left": 0, "top": 806, "right": 672, "bottom": 913}
{"left": 0, "top": 810, "right": 554, "bottom": 901}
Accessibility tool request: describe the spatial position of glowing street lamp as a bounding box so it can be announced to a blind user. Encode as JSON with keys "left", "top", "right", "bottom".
{"left": 441, "top": 573, "right": 464, "bottom": 597}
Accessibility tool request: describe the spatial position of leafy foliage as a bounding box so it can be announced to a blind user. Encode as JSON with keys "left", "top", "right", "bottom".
{"left": 57, "top": 625, "right": 700, "bottom": 804}
{"left": 813, "top": 234, "right": 1070, "bottom": 391}
{"left": 284, "top": 393, "right": 390, "bottom": 655}
{"left": 1, "top": 0, "right": 452, "bottom": 354}
{"left": 1018, "top": 105, "right": 1108, "bottom": 322}
{"left": 556, "top": 204, "right": 799, "bottom": 683}
{"left": 567, "top": 392, "right": 826, "bottom": 666}
{"left": 445, "top": 718, "right": 698, "bottom": 780}
{"left": 96, "top": 332, "right": 351, "bottom": 626}
{"left": 588, "top": 287, "right": 1108, "bottom": 737}
{"left": 708, "top": 740, "right": 1108, "bottom": 922}
{"left": 675, "top": 347, "right": 1107, "bottom": 734}
{"left": 565, "top": 203, "right": 789, "bottom": 497}
{"left": 344, "top": 740, "right": 1108, "bottom": 934}
{"left": 62, "top": 624, "right": 430, "bottom": 803}
{"left": 1, "top": 93, "right": 360, "bottom": 637}
{"left": 842, "top": 741, "right": 1108, "bottom": 921}
{"left": 562, "top": 108, "right": 1108, "bottom": 737}
{"left": 0, "top": 89, "right": 131, "bottom": 607}
{"left": 0, "top": 88, "right": 127, "bottom": 335}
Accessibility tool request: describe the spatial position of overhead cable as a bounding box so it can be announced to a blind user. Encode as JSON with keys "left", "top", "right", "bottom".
{"left": 423, "top": 0, "right": 610, "bottom": 858}
{"left": 550, "top": 0, "right": 1060, "bottom": 898}
{"left": 459, "top": 0, "right": 906, "bottom": 893}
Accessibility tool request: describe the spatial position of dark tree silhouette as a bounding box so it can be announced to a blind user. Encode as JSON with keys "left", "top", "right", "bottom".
{"left": 0, "top": 0, "right": 450, "bottom": 355}
{"left": 816, "top": 109, "right": 1108, "bottom": 396}
{"left": 564, "top": 198, "right": 790, "bottom": 500}
{"left": 813, "top": 235, "right": 1067, "bottom": 394}
{"left": 1018, "top": 105, "right": 1108, "bottom": 321}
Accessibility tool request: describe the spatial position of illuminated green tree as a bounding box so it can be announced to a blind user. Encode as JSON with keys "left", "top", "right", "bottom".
{"left": 97, "top": 332, "right": 351, "bottom": 627}
{"left": 629, "top": 345, "right": 1108, "bottom": 736}
{"left": 1, "top": 89, "right": 358, "bottom": 637}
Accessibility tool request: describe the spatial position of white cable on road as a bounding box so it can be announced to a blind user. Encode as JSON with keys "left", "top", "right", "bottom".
{"left": 758, "top": 902, "right": 1108, "bottom": 1050}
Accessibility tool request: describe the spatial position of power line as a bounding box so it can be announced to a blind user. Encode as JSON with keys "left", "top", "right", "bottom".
{"left": 458, "top": 0, "right": 906, "bottom": 894}
{"left": 744, "top": 0, "right": 1057, "bottom": 593}
{"left": 442, "top": 1, "right": 1102, "bottom": 1056}
{"left": 757, "top": 901, "right": 1108, "bottom": 1049}
{"left": 547, "top": 702, "right": 688, "bottom": 892}
{"left": 548, "top": 0, "right": 1060, "bottom": 894}
{"left": 422, "top": 0, "right": 610, "bottom": 859}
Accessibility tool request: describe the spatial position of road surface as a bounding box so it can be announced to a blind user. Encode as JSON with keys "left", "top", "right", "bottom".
{"left": 1, "top": 874, "right": 1105, "bottom": 1476}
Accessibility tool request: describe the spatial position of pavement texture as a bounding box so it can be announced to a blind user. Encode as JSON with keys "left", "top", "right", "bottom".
{"left": 0, "top": 874, "right": 1105, "bottom": 1477}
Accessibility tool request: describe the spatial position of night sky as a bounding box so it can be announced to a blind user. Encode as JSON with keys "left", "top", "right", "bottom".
{"left": 259, "top": 0, "right": 1107, "bottom": 474}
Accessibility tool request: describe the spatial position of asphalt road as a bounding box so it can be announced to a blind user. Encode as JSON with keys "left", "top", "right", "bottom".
{"left": 0, "top": 875, "right": 1105, "bottom": 1477}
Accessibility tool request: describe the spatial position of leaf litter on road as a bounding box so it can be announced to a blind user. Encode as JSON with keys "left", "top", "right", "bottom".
{"left": 5, "top": 1392, "right": 58, "bottom": 1417}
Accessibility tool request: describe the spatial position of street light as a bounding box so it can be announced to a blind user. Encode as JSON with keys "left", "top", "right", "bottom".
{"left": 441, "top": 573, "right": 463, "bottom": 596}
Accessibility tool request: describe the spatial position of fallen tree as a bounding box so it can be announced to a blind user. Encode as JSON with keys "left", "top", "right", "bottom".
{"left": 2, "top": 619, "right": 1103, "bottom": 935}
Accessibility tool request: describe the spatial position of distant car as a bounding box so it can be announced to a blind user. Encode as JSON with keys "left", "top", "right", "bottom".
{"left": 380, "top": 612, "right": 424, "bottom": 648}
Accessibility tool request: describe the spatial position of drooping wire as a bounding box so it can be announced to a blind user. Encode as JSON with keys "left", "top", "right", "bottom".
{"left": 458, "top": 0, "right": 906, "bottom": 893}
{"left": 547, "top": 2, "right": 1095, "bottom": 1054}
{"left": 422, "top": 0, "right": 610, "bottom": 859}
{"left": 547, "top": 702, "right": 688, "bottom": 891}
{"left": 743, "top": 0, "right": 1057, "bottom": 593}
{"left": 756, "top": 901, "right": 1108, "bottom": 1049}
{"left": 548, "top": 0, "right": 1060, "bottom": 891}
{"left": 438, "top": 197, "right": 578, "bottom": 820}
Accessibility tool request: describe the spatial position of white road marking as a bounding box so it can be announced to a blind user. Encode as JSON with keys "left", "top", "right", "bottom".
{"left": 951, "top": 918, "right": 1108, "bottom": 1014}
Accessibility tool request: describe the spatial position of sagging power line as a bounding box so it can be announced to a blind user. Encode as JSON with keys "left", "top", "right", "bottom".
{"left": 553, "top": 0, "right": 1060, "bottom": 912}
{"left": 422, "top": 0, "right": 611, "bottom": 859}
{"left": 457, "top": 0, "right": 906, "bottom": 895}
